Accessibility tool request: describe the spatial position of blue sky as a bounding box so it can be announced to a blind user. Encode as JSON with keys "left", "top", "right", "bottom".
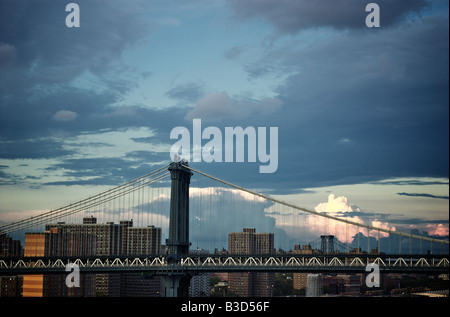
{"left": 0, "top": 0, "right": 448, "bottom": 239}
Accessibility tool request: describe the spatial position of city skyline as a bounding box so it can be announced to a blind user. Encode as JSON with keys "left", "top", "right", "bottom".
{"left": 0, "top": 1, "right": 448, "bottom": 264}
{"left": 3, "top": 215, "right": 447, "bottom": 257}
{"left": 1, "top": 218, "right": 448, "bottom": 297}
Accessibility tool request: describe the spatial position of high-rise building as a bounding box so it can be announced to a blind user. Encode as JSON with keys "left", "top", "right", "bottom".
{"left": 119, "top": 273, "right": 163, "bottom": 297}
{"left": 126, "top": 226, "right": 162, "bottom": 255}
{"left": 306, "top": 274, "right": 323, "bottom": 297}
{"left": 0, "top": 233, "right": 22, "bottom": 257}
{"left": 22, "top": 274, "right": 44, "bottom": 297}
{"left": 44, "top": 217, "right": 123, "bottom": 256}
{"left": 292, "top": 244, "right": 313, "bottom": 291}
{"left": 228, "top": 228, "right": 275, "bottom": 297}
{"left": 229, "top": 228, "right": 256, "bottom": 254}
{"left": 293, "top": 273, "right": 308, "bottom": 290}
{"left": 228, "top": 228, "right": 274, "bottom": 254}
{"left": 189, "top": 274, "right": 210, "bottom": 297}
{"left": 22, "top": 233, "right": 46, "bottom": 297}
{"left": 0, "top": 275, "right": 23, "bottom": 297}
{"left": 22, "top": 217, "right": 163, "bottom": 297}
{"left": 188, "top": 248, "right": 211, "bottom": 297}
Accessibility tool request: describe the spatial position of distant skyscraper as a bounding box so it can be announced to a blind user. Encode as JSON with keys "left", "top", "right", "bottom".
{"left": 0, "top": 233, "right": 22, "bottom": 257}
{"left": 228, "top": 228, "right": 274, "bottom": 254}
{"left": 189, "top": 274, "right": 210, "bottom": 297}
{"left": 293, "top": 244, "right": 313, "bottom": 291}
{"left": 306, "top": 274, "right": 323, "bottom": 297}
{"left": 228, "top": 228, "right": 275, "bottom": 297}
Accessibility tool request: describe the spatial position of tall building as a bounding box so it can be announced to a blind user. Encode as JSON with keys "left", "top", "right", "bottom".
{"left": 293, "top": 273, "right": 308, "bottom": 291}
{"left": 228, "top": 228, "right": 275, "bottom": 297}
{"left": 22, "top": 217, "right": 163, "bottom": 297}
{"left": 44, "top": 217, "right": 124, "bottom": 256}
{"left": 306, "top": 274, "right": 323, "bottom": 297}
{"left": 189, "top": 248, "right": 211, "bottom": 297}
{"left": 229, "top": 228, "right": 256, "bottom": 254}
{"left": 189, "top": 274, "right": 210, "bottom": 297}
{"left": 22, "top": 233, "right": 46, "bottom": 297}
{"left": 292, "top": 244, "right": 313, "bottom": 291}
{"left": 228, "top": 228, "right": 274, "bottom": 254}
{"left": 126, "top": 226, "right": 161, "bottom": 255}
{"left": 0, "top": 276, "right": 23, "bottom": 297}
{"left": 0, "top": 233, "right": 22, "bottom": 257}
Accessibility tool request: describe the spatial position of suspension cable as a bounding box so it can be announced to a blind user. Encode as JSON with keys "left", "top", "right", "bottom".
{"left": 185, "top": 165, "right": 449, "bottom": 246}
{"left": 0, "top": 164, "right": 170, "bottom": 234}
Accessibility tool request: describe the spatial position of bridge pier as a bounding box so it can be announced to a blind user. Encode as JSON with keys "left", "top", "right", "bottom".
{"left": 164, "top": 272, "right": 192, "bottom": 297}
{"left": 164, "top": 161, "right": 193, "bottom": 297}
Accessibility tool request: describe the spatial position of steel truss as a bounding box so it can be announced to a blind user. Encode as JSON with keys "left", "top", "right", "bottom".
{"left": 1, "top": 254, "right": 448, "bottom": 275}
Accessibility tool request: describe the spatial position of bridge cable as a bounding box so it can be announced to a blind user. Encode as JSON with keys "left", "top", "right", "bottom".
{"left": 185, "top": 165, "right": 449, "bottom": 246}
{"left": 0, "top": 164, "right": 170, "bottom": 234}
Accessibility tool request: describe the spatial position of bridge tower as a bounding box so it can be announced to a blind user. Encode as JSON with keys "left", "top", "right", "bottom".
{"left": 320, "top": 235, "right": 335, "bottom": 254}
{"left": 164, "top": 161, "right": 193, "bottom": 297}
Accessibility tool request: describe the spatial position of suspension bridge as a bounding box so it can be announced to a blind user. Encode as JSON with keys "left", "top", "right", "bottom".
{"left": 0, "top": 161, "right": 448, "bottom": 296}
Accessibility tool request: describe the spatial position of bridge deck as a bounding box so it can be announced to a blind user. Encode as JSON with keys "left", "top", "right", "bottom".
{"left": 1, "top": 254, "right": 448, "bottom": 275}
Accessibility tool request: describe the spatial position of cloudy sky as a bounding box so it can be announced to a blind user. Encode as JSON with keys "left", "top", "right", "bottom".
{"left": 0, "top": 0, "right": 448, "bottom": 241}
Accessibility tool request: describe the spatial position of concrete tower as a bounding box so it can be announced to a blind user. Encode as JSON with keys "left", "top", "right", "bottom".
{"left": 164, "top": 161, "right": 193, "bottom": 297}
{"left": 320, "top": 235, "right": 335, "bottom": 254}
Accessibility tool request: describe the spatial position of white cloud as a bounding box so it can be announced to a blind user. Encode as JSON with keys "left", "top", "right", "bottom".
{"left": 62, "top": 127, "right": 161, "bottom": 159}
{"left": 185, "top": 92, "right": 234, "bottom": 122}
{"left": 423, "top": 223, "right": 449, "bottom": 237}
{"left": 266, "top": 194, "right": 397, "bottom": 244}
{"left": 314, "top": 194, "right": 360, "bottom": 214}
{"left": 190, "top": 186, "right": 266, "bottom": 203}
{"left": 52, "top": 110, "right": 78, "bottom": 122}
{"left": 313, "top": 194, "right": 395, "bottom": 242}
{"left": 185, "top": 91, "right": 282, "bottom": 122}
{"left": 338, "top": 138, "right": 351, "bottom": 144}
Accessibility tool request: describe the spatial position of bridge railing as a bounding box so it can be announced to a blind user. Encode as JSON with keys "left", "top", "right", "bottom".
{"left": 1, "top": 254, "right": 448, "bottom": 275}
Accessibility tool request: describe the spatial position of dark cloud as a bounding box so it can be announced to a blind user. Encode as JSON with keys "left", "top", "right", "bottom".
{"left": 183, "top": 11, "right": 449, "bottom": 193}
{"left": 41, "top": 152, "right": 171, "bottom": 186}
{"left": 0, "top": 0, "right": 448, "bottom": 195}
{"left": 397, "top": 192, "right": 449, "bottom": 200}
{"left": 43, "top": 157, "right": 127, "bottom": 183}
{"left": 387, "top": 217, "right": 449, "bottom": 225}
{"left": 371, "top": 179, "right": 449, "bottom": 186}
{"left": 224, "top": 45, "right": 245, "bottom": 60}
{"left": 0, "top": 0, "right": 152, "bottom": 142}
{"left": 124, "top": 150, "right": 168, "bottom": 162}
{"left": 228, "top": 0, "right": 431, "bottom": 33}
{"left": 248, "top": 14, "right": 449, "bottom": 191}
{"left": 0, "top": 138, "right": 74, "bottom": 159}
{"left": 165, "top": 81, "right": 204, "bottom": 103}
{"left": 0, "top": 165, "right": 14, "bottom": 185}
{"left": 0, "top": 0, "right": 149, "bottom": 80}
